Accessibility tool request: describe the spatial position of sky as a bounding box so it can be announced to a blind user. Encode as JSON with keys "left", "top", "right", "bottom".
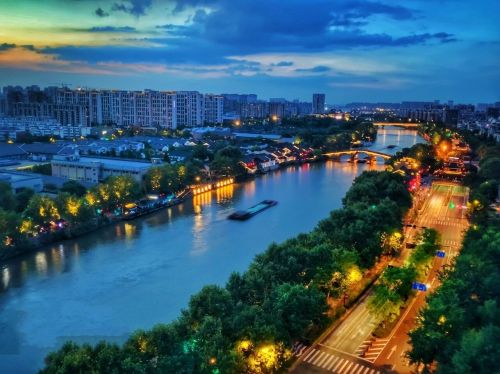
{"left": 0, "top": 0, "right": 498, "bottom": 104}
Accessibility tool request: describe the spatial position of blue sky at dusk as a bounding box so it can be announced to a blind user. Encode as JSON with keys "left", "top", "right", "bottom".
{"left": 0, "top": 0, "right": 498, "bottom": 103}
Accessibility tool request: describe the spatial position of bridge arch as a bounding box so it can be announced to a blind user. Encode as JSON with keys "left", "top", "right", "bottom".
{"left": 324, "top": 149, "right": 391, "bottom": 163}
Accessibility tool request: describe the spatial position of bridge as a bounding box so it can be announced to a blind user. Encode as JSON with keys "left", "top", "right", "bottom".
{"left": 373, "top": 122, "right": 420, "bottom": 129}
{"left": 324, "top": 149, "right": 392, "bottom": 162}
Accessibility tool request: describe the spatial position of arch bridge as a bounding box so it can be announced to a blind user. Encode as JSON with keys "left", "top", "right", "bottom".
{"left": 324, "top": 149, "right": 392, "bottom": 162}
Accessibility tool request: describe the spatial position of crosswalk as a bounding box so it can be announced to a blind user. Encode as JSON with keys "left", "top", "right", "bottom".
{"left": 429, "top": 218, "right": 464, "bottom": 227}
{"left": 441, "top": 239, "right": 460, "bottom": 247}
{"left": 292, "top": 342, "right": 308, "bottom": 357}
{"left": 302, "top": 347, "right": 381, "bottom": 374}
{"left": 355, "top": 338, "right": 390, "bottom": 363}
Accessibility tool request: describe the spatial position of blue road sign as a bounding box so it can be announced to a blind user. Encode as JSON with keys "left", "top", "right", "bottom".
{"left": 436, "top": 251, "right": 446, "bottom": 258}
{"left": 412, "top": 282, "right": 427, "bottom": 291}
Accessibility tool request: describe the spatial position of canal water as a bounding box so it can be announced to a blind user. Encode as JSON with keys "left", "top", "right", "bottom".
{"left": 0, "top": 127, "right": 422, "bottom": 373}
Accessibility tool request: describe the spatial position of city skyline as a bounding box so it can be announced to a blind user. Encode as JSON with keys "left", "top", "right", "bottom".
{"left": 0, "top": 0, "right": 499, "bottom": 103}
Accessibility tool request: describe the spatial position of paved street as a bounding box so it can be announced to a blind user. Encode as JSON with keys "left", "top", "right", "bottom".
{"left": 374, "top": 182, "right": 469, "bottom": 373}
{"left": 291, "top": 181, "right": 468, "bottom": 374}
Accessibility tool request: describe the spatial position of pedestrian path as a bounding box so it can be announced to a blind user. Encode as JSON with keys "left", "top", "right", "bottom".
{"left": 355, "top": 338, "right": 390, "bottom": 363}
{"left": 302, "top": 347, "right": 381, "bottom": 373}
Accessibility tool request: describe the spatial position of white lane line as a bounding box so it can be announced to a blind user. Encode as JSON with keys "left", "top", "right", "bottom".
{"left": 341, "top": 362, "right": 355, "bottom": 374}
{"left": 315, "top": 352, "right": 328, "bottom": 367}
{"left": 351, "top": 364, "right": 363, "bottom": 374}
{"left": 308, "top": 350, "right": 323, "bottom": 364}
{"left": 337, "top": 360, "right": 350, "bottom": 373}
{"left": 321, "top": 354, "right": 334, "bottom": 369}
{"left": 302, "top": 348, "right": 317, "bottom": 362}
{"left": 305, "top": 349, "right": 320, "bottom": 363}
{"left": 332, "top": 357, "right": 346, "bottom": 372}
{"left": 326, "top": 356, "right": 340, "bottom": 371}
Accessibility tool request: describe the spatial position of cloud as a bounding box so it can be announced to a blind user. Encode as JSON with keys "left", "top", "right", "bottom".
{"left": 94, "top": 7, "right": 109, "bottom": 17}
{"left": 88, "top": 26, "right": 137, "bottom": 33}
{"left": 296, "top": 65, "right": 331, "bottom": 73}
{"left": 272, "top": 61, "right": 294, "bottom": 67}
{"left": 111, "top": 0, "right": 153, "bottom": 17}
{"left": 0, "top": 43, "right": 17, "bottom": 51}
{"left": 0, "top": 46, "right": 170, "bottom": 76}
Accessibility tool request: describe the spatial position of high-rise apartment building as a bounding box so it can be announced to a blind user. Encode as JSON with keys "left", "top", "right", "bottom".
{"left": 176, "top": 91, "right": 204, "bottom": 127}
{"left": 312, "top": 93, "right": 325, "bottom": 114}
{"left": 204, "top": 94, "right": 224, "bottom": 124}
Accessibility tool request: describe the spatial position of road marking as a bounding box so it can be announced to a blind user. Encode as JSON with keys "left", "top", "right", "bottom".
{"left": 332, "top": 357, "right": 346, "bottom": 372}
{"left": 307, "top": 350, "right": 321, "bottom": 363}
{"left": 321, "top": 354, "right": 333, "bottom": 368}
{"left": 313, "top": 351, "right": 326, "bottom": 366}
{"left": 326, "top": 356, "right": 340, "bottom": 371}
{"left": 339, "top": 361, "right": 353, "bottom": 373}
{"left": 353, "top": 365, "right": 364, "bottom": 374}
{"left": 386, "top": 345, "right": 398, "bottom": 359}
{"left": 302, "top": 348, "right": 317, "bottom": 362}
{"left": 337, "top": 359, "right": 350, "bottom": 373}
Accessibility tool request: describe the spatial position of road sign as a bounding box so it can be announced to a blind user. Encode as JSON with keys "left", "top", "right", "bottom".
{"left": 412, "top": 282, "right": 427, "bottom": 291}
{"left": 436, "top": 251, "right": 446, "bottom": 258}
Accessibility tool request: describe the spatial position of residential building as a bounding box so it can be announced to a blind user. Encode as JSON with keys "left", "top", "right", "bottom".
{"left": 176, "top": 91, "right": 204, "bottom": 127}
{"left": 204, "top": 94, "right": 224, "bottom": 124}
{"left": 312, "top": 93, "right": 325, "bottom": 114}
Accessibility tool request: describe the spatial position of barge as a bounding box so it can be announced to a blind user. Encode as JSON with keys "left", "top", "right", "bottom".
{"left": 228, "top": 200, "right": 278, "bottom": 220}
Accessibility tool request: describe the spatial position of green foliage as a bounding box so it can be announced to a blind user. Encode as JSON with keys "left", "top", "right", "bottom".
{"left": 31, "top": 163, "right": 52, "bottom": 175}
{"left": 408, "top": 220, "right": 500, "bottom": 372}
{"left": 23, "top": 194, "right": 60, "bottom": 226}
{"left": 210, "top": 146, "right": 245, "bottom": 177}
{"left": 60, "top": 180, "right": 87, "bottom": 197}
{"left": 0, "top": 181, "right": 17, "bottom": 211}
{"left": 15, "top": 188, "right": 35, "bottom": 213}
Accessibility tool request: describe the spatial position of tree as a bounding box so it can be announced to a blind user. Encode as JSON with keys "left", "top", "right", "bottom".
{"left": 15, "top": 188, "right": 35, "bottom": 213}
{"left": 60, "top": 180, "right": 87, "bottom": 197}
{"left": 478, "top": 157, "right": 500, "bottom": 181}
{"left": 210, "top": 147, "right": 245, "bottom": 177}
{"left": 23, "top": 195, "right": 60, "bottom": 226}
{"left": 0, "top": 181, "right": 17, "bottom": 212}
{"left": 266, "top": 283, "right": 327, "bottom": 342}
{"left": 0, "top": 208, "right": 21, "bottom": 247}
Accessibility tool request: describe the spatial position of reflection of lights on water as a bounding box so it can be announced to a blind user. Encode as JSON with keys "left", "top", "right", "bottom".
{"left": 124, "top": 223, "right": 135, "bottom": 238}
{"left": 2, "top": 267, "right": 10, "bottom": 288}
{"left": 193, "top": 190, "right": 212, "bottom": 207}
{"left": 243, "top": 180, "right": 256, "bottom": 197}
{"left": 216, "top": 184, "right": 234, "bottom": 203}
{"left": 115, "top": 225, "right": 123, "bottom": 238}
{"left": 191, "top": 210, "right": 208, "bottom": 255}
{"left": 35, "top": 252, "right": 48, "bottom": 275}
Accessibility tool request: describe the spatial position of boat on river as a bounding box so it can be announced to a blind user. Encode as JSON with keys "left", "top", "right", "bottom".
{"left": 228, "top": 200, "right": 278, "bottom": 220}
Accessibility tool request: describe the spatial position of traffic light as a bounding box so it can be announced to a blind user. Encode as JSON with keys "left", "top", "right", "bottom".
{"left": 449, "top": 202, "right": 455, "bottom": 209}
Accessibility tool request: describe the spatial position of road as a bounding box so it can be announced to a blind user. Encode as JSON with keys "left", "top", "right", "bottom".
{"left": 291, "top": 182, "right": 468, "bottom": 374}
{"left": 374, "top": 182, "right": 469, "bottom": 373}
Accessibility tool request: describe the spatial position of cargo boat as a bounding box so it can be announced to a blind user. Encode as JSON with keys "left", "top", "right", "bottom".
{"left": 228, "top": 200, "right": 278, "bottom": 220}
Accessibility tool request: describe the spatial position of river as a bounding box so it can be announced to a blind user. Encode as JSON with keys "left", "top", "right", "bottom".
{"left": 0, "top": 127, "right": 423, "bottom": 373}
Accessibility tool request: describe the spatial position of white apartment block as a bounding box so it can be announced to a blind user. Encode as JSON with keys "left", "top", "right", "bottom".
{"left": 54, "top": 89, "right": 180, "bottom": 129}
{"left": 176, "top": 91, "right": 204, "bottom": 127}
{"left": 204, "top": 94, "right": 224, "bottom": 124}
